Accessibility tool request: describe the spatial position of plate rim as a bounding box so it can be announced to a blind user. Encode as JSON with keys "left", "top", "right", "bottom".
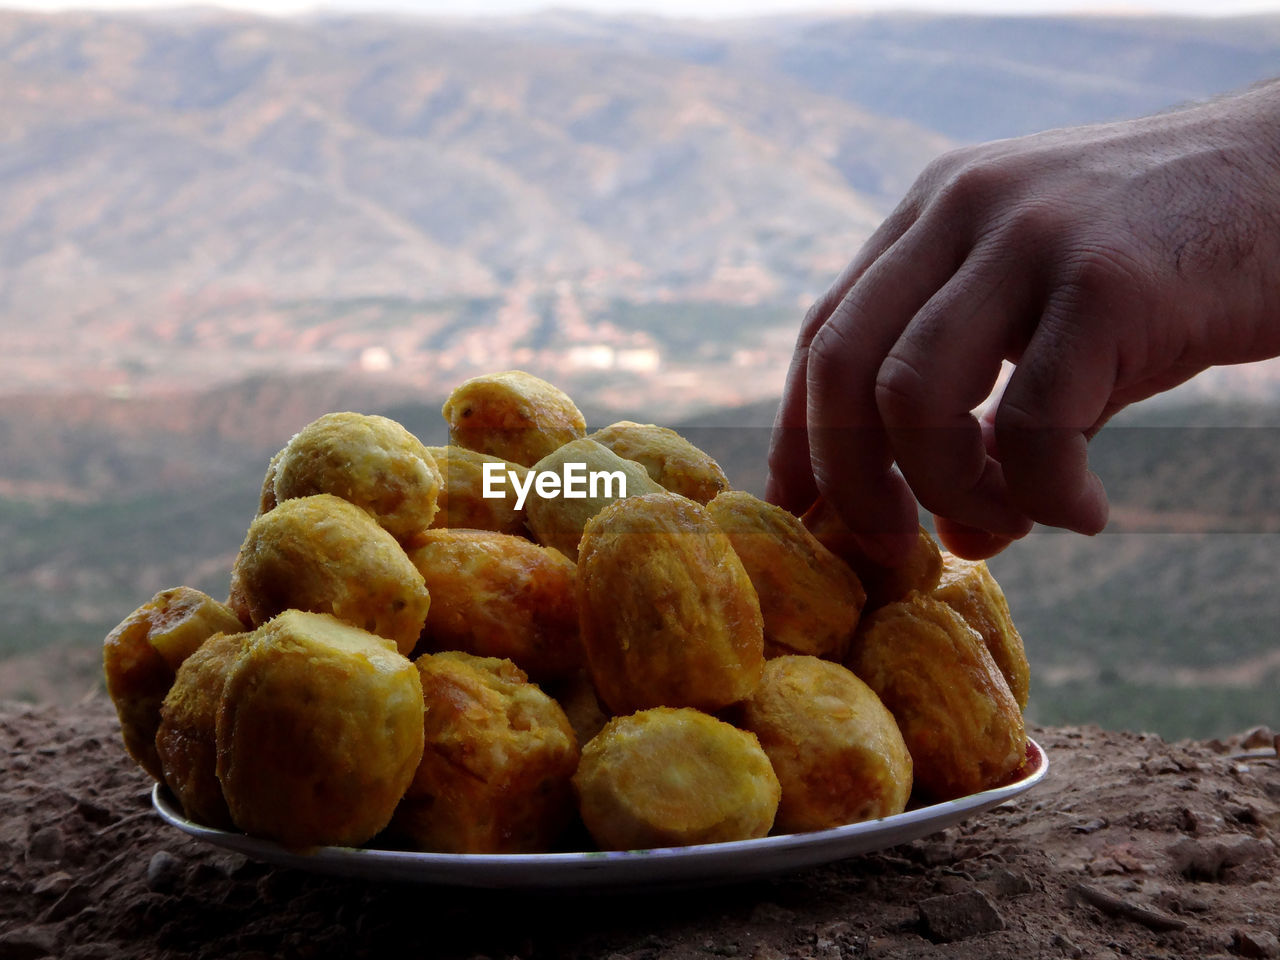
{"left": 151, "top": 736, "right": 1047, "bottom": 886}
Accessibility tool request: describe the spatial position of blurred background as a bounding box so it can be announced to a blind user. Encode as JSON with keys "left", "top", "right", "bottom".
{"left": 1, "top": 0, "right": 1279, "bottom": 737}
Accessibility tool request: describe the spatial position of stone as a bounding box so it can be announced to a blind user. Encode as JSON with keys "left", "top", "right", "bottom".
{"left": 1167, "top": 835, "right": 1272, "bottom": 880}
{"left": 989, "top": 868, "right": 1034, "bottom": 897}
{"left": 1049, "top": 933, "right": 1083, "bottom": 959}
{"left": 1234, "top": 930, "right": 1280, "bottom": 959}
{"left": 31, "top": 872, "right": 73, "bottom": 898}
{"left": 146, "top": 851, "right": 183, "bottom": 894}
{"left": 0, "top": 926, "right": 57, "bottom": 960}
{"left": 918, "top": 890, "right": 1005, "bottom": 942}
{"left": 25, "top": 827, "right": 64, "bottom": 863}
{"left": 1241, "top": 727, "right": 1275, "bottom": 750}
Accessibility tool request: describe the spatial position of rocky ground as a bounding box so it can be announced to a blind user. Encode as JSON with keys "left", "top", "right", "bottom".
{"left": 1, "top": 698, "right": 1277, "bottom": 960}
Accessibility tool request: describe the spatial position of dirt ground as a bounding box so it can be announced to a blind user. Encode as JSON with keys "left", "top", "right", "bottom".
{"left": 1, "top": 698, "right": 1277, "bottom": 960}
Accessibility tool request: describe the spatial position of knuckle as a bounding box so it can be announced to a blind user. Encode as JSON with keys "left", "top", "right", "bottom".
{"left": 998, "top": 198, "right": 1063, "bottom": 247}
{"left": 874, "top": 353, "right": 931, "bottom": 422}
{"left": 798, "top": 299, "right": 830, "bottom": 344}
{"left": 806, "top": 321, "right": 856, "bottom": 376}
{"left": 993, "top": 394, "right": 1041, "bottom": 440}
{"left": 931, "top": 155, "right": 1009, "bottom": 219}
{"left": 1057, "top": 243, "right": 1147, "bottom": 305}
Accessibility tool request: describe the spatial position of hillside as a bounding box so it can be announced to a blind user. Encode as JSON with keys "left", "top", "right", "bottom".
{"left": 4, "top": 9, "right": 1280, "bottom": 403}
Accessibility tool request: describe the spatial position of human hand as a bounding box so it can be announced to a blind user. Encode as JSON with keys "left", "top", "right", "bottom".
{"left": 768, "top": 80, "right": 1280, "bottom": 564}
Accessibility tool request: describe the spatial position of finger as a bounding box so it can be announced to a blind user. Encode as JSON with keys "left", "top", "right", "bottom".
{"left": 874, "top": 251, "right": 1035, "bottom": 537}
{"left": 933, "top": 515, "right": 1015, "bottom": 560}
{"left": 994, "top": 295, "right": 1113, "bottom": 534}
{"left": 805, "top": 217, "right": 971, "bottom": 563}
{"left": 766, "top": 301, "right": 828, "bottom": 513}
{"left": 767, "top": 203, "right": 923, "bottom": 512}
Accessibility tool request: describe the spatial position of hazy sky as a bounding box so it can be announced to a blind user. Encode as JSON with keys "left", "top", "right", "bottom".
{"left": 5, "top": 0, "right": 1280, "bottom": 17}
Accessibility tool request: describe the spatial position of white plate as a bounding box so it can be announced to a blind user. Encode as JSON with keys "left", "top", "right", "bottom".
{"left": 153, "top": 737, "right": 1046, "bottom": 890}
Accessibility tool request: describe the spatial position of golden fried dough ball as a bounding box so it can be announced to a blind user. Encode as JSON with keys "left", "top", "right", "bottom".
{"left": 407, "top": 529, "right": 580, "bottom": 680}
{"left": 735, "top": 656, "right": 911, "bottom": 832}
{"left": 523, "top": 438, "right": 664, "bottom": 561}
{"left": 424, "top": 445, "right": 530, "bottom": 536}
{"left": 848, "top": 594, "right": 1026, "bottom": 801}
{"left": 155, "top": 632, "right": 247, "bottom": 829}
{"left": 258, "top": 448, "right": 284, "bottom": 515}
{"left": 546, "top": 671, "right": 612, "bottom": 747}
{"left": 392, "top": 652, "right": 579, "bottom": 853}
{"left": 801, "top": 499, "right": 943, "bottom": 609}
{"left": 228, "top": 494, "right": 429, "bottom": 656}
{"left": 442, "top": 370, "right": 586, "bottom": 467}
{"left": 587, "top": 421, "right": 729, "bottom": 504}
{"left": 216, "top": 611, "right": 425, "bottom": 848}
{"left": 578, "top": 492, "right": 764, "bottom": 715}
{"left": 934, "top": 554, "right": 1030, "bottom": 711}
{"left": 273, "top": 412, "right": 442, "bottom": 541}
{"left": 574, "top": 707, "right": 779, "bottom": 850}
{"left": 102, "top": 587, "right": 246, "bottom": 781}
{"left": 708, "top": 491, "right": 866, "bottom": 661}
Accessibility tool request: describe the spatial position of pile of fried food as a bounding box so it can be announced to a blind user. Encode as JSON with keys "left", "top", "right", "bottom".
{"left": 103, "top": 370, "right": 1031, "bottom": 854}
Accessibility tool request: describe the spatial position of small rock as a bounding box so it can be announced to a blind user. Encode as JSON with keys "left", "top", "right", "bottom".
{"left": 0, "top": 926, "right": 57, "bottom": 960}
{"left": 1167, "top": 835, "right": 1272, "bottom": 880}
{"left": 146, "top": 851, "right": 183, "bottom": 894}
{"left": 1072, "top": 818, "right": 1107, "bottom": 834}
{"left": 25, "top": 826, "right": 64, "bottom": 863}
{"left": 31, "top": 872, "right": 73, "bottom": 898}
{"left": 918, "top": 890, "right": 1005, "bottom": 942}
{"left": 815, "top": 921, "right": 853, "bottom": 943}
{"left": 989, "top": 868, "right": 1033, "bottom": 897}
{"left": 1049, "top": 933, "right": 1083, "bottom": 959}
{"left": 702, "top": 938, "right": 739, "bottom": 956}
{"left": 74, "top": 800, "right": 113, "bottom": 827}
{"left": 750, "top": 947, "right": 786, "bottom": 960}
{"left": 1241, "top": 727, "right": 1275, "bottom": 750}
{"left": 1234, "top": 930, "right": 1280, "bottom": 959}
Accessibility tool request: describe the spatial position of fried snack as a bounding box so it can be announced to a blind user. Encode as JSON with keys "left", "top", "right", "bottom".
{"left": 801, "top": 499, "right": 943, "bottom": 609}
{"left": 546, "top": 671, "right": 612, "bottom": 747}
{"left": 155, "top": 632, "right": 247, "bottom": 829}
{"left": 442, "top": 369, "right": 587, "bottom": 467}
{"left": 407, "top": 529, "right": 580, "bottom": 680}
{"left": 735, "top": 656, "right": 911, "bottom": 832}
{"left": 523, "top": 438, "right": 663, "bottom": 561}
{"left": 228, "top": 493, "right": 429, "bottom": 656}
{"left": 849, "top": 594, "right": 1026, "bottom": 801}
{"left": 934, "top": 554, "right": 1031, "bottom": 711}
{"left": 257, "top": 447, "right": 284, "bottom": 515}
{"left": 587, "top": 421, "right": 729, "bottom": 504}
{"left": 574, "top": 707, "right": 780, "bottom": 850}
{"left": 272, "top": 411, "right": 442, "bottom": 541}
{"left": 392, "top": 652, "right": 579, "bottom": 854}
{"left": 577, "top": 491, "right": 765, "bottom": 715}
{"left": 424, "top": 444, "right": 531, "bottom": 536}
{"left": 216, "top": 611, "right": 425, "bottom": 849}
{"left": 102, "top": 586, "right": 246, "bottom": 781}
{"left": 708, "top": 491, "right": 866, "bottom": 661}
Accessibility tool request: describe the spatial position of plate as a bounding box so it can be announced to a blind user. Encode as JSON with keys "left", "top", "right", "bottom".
{"left": 152, "top": 737, "right": 1046, "bottom": 889}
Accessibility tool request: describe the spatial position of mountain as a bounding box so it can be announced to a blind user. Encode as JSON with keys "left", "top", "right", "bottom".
{"left": 3, "top": 9, "right": 1280, "bottom": 403}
